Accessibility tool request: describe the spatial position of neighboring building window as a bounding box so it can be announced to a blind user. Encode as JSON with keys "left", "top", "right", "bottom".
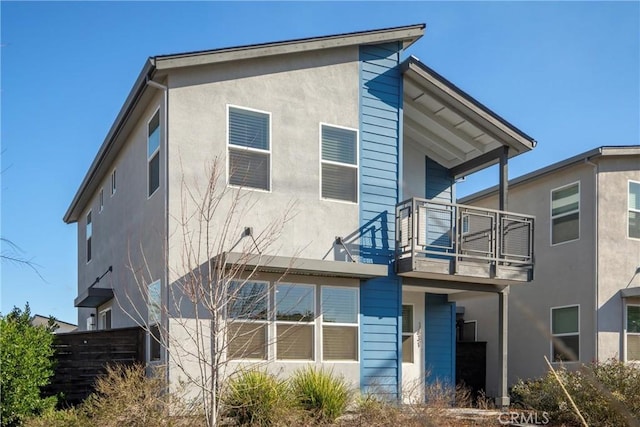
{"left": 627, "top": 305, "right": 640, "bottom": 361}
{"left": 551, "top": 182, "right": 579, "bottom": 245}
{"left": 148, "top": 110, "right": 160, "bottom": 197}
{"left": 629, "top": 181, "right": 640, "bottom": 239}
{"left": 86, "top": 211, "right": 92, "bottom": 263}
{"left": 99, "top": 188, "right": 104, "bottom": 213}
{"left": 321, "top": 286, "right": 358, "bottom": 361}
{"left": 111, "top": 169, "right": 116, "bottom": 195}
{"left": 227, "top": 280, "right": 268, "bottom": 360}
{"left": 551, "top": 305, "right": 579, "bottom": 361}
{"left": 275, "top": 283, "right": 315, "bottom": 360}
{"left": 227, "top": 106, "right": 270, "bottom": 191}
{"left": 148, "top": 280, "right": 161, "bottom": 361}
{"left": 99, "top": 308, "right": 112, "bottom": 330}
{"left": 321, "top": 124, "right": 358, "bottom": 203}
{"left": 402, "top": 305, "right": 414, "bottom": 363}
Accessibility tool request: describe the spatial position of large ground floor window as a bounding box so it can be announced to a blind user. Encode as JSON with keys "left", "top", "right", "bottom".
{"left": 226, "top": 280, "right": 359, "bottom": 362}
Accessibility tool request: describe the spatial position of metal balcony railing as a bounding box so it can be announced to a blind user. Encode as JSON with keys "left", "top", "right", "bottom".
{"left": 396, "top": 198, "right": 534, "bottom": 271}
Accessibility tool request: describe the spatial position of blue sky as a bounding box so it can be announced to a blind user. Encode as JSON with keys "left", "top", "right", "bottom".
{"left": 1, "top": 2, "right": 638, "bottom": 324}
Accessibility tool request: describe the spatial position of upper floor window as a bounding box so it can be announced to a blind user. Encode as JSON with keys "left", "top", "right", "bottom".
{"left": 86, "top": 211, "right": 92, "bottom": 263}
{"left": 148, "top": 110, "right": 161, "bottom": 197}
{"left": 551, "top": 305, "right": 579, "bottom": 362}
{"left": 551, "top": 182, "right": 579, "bottom": 245}
{"left": 227, "top": 106, "right": 270, "bottom": 191}
{"left": 629, "top": 181, "right": 640, "bottom": 239}
{"left": 111, "top": 169, "right": 117, "bottom": 196}
{"left": 627, "top": 305, "right": 640, "bottom": 361}
{"left": 99, "top": 188, "right": 104, "bottom": 213}
{"left": 320, "top": 124, "right": 358, "bottom": 203}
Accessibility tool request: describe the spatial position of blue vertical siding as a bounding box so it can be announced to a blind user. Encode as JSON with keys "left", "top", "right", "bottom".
{"left": 424, "top": 294, "right": 456, "bottom": 387}
{"left": 359, "top": 42, "right": 403, "bottom": 398}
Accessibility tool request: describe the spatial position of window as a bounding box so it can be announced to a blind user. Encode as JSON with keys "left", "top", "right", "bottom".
{"left": 227, "top": 106, "right": 270, "bottom": 191}
{"left": 99, "top": 308, "right": 112, "bottom": 330}
{"left": 321, "top": 124, "right": 358, "bottom": 203}
{"left": 99, "top": 188, "right": 104, "bottom": 212}
{"left": 402, "top": 305, "right": 414, "bottom": 363}
{"left": 86, "top": 211, "right": 92, "bottom": 263}
{"left": 148, "top": 280, "right": 161, "bottom": 361}
{"left": 629, "top": 181, "right": 640, "bottom": 239}
{"left": 276, "top": 284, "right": 315, "bottom": 360}
{"left": 148, "top": 110, "right": 160, "bottom": 197}
{"left": 627, "top": 305, "right": 640, "bottom": 361}
{"left": 551, "top": 182, "right": 579, "bottom": 245}
{"left": 551, "top": 305, "right": 579, "bottom": 361}
{"left": 227, "top": 280, "right": 268, "bottom": 360}
{"left": 458, "top": 320, "right": 477, "bottom": 342}
{"left": 111, "top": 169, "right": 116, "bottom": 195}
{"left": 321, "top": 286, "right": 358, "bottom": 361}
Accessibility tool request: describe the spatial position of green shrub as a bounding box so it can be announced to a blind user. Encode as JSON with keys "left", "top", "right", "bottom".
{"left": 223, "top": 370, "right": 290, "bottom": 426}
{"left": 0, "top": 304, "right": 57, "bottom": 426}
{"left": 511, "top": 359, "right": 640, "bottom": 426}
{"left": 290, "top": 366, "right": 350, "bottom": 422}
{"left": 24, "top": 408, "right": 89, "bottom": 427}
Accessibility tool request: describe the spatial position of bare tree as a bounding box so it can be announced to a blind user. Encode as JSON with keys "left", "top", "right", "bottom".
{"left": 122, "top": 156, "right": 297, "bottom": 426}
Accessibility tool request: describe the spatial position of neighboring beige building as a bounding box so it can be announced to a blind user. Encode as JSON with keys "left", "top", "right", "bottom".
{"left": 458, "top": 146, "right": 640, "bottom": 395}
{"left": 30, "top": 314, "right": 78, "bottom": 334}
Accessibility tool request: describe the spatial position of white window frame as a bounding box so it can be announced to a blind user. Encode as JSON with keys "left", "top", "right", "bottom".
{"left": 319, "top": 122, "right": 359, "bottom": 204}
{"left": 463, "top": 320, "right": 478, "bottom": 342}
{"left": 275, "top": 283, "right": 316, "bottom": 362}
{"left": 147, "top": 279, "right": 162, "bottom": 362}
{"left": 147, "top": 108, "right": 161, "bottom": 198}
{"left": 86, "top": 210, "right": 92, "bottom": 264}
{"left": 226, "top": 105, "right": 272, "bottom": 192}
{"left": 628, "top": 180, "right": 640, "bottom": 240}
{"left": 550, "top": 181, "right": 580, "bottom": 246}
{"left": 99, "top": 307, "right": 112, "bottom": 330}
{"left": 226, "top": 279, "right": 270, "bottom": 361}
{"left": 320, "top": 285, "right": 359, "bottom": 362}
{"left": 99, "top": 188, "right": 104, "bottom": 213}
{"left": 110, "top": 169, "right": 117, "bottom": 196}
{"left": 625, "top": 303, "right": 640, "bottom": 362}
{"left": 402, "top": 303, "right": 415, "bottom": 364}
{"left": 550, "top": 304, "right": 580, "bottom": 362}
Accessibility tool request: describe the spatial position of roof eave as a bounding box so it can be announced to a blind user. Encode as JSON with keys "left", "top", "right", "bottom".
{"left": 155, "top": 24, "right": 425, "bottom": 70}
{"left": 63, "top": 58, "right": 157, "bottom": 224}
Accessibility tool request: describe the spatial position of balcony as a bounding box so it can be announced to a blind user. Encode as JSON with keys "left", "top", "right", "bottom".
{"left": 395, "top": 198, "right": 534, "bottom": 285}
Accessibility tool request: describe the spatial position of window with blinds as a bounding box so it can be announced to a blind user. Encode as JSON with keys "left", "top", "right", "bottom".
{"left": 148, "top": 110, "right": 160, "bottom": 197}
{"left": 627, "top": 305, "right": 640, "bottom": 361}
{"left": 276, "top": 284, "right": 315, "bottom": 360}
{"left": 629, "top": 181, "right": 640, "bottom": 239}
{"left": 551, "top": 305, "right": 579, "bottom": 362}
{"left": 551, "top": 182, "right": 580, "bottom": 245}
{"left": 321, "top": 286, "right": 358, "bottom": 361}
{"left": 227, "top": 280, "right": 268, "bottom": 360}
{"left": 321, "top": 124, "right": 358, "bottom": 203}
{"left": 228, "top": 106, "right": 270, "bottom": 191}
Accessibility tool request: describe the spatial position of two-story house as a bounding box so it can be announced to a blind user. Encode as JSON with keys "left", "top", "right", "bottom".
{"left": 63, "top": 24, "right": 537, "bottom": 406}
{"left": 458, "top": 146, "right": 640, "bottom": 395}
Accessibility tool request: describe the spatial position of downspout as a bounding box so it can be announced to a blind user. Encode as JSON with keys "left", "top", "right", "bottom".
{"left": 146, "top": 78, "right": 169, "bottom": 382}
{"left": 585, "top": 157, "right": 599, "bottom": 360}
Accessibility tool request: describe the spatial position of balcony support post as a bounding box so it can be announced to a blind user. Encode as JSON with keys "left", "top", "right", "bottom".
{"left": 499, "top": 146, "right": 509, "bottom": 211}
{"left": 495, "top": 287, "right": 510, "bottom": 410}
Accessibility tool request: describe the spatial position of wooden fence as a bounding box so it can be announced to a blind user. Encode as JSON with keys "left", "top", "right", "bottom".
{"left": 44, "top": 326, "right": 146, "bottom": 405}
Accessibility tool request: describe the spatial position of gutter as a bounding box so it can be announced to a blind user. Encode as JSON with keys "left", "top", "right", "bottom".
{"left": 63, "top": 57, "right": 157, "bottom": 223}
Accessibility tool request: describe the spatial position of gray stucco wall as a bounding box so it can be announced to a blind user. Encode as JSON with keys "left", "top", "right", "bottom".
{"left": 165, "top": 46, "right": 361, "bottom": 285}
{"left": 76, "top": 92, "right": 166, "bottom": 331}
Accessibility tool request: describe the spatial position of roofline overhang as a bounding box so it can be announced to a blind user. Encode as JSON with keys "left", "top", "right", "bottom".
{"left": 459, "top": 145, "right": 640, "bottom": 203}
{"left": 213, "top": 252, "right": 389, "bottom": 279}
{"left": 154, "top": 24, "right": 425, "bottom": 70}
{"left": 401, "top": 56, "right": 536, "bottom": 159}
{"left": 63, "top": 24, "right": 426, "bottom": 224}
